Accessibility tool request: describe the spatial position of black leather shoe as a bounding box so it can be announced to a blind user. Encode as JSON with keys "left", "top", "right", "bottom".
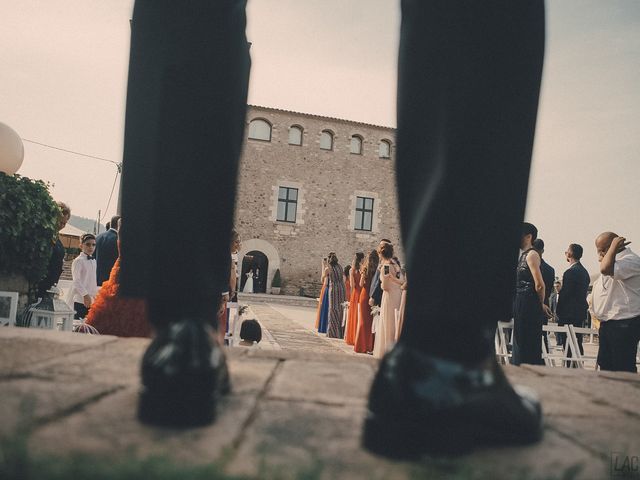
{"left": 138, "top": 319, "right": 230, "bottom": 427}
{"left": 363, "top": 344, "right": 543, "bottom": 458}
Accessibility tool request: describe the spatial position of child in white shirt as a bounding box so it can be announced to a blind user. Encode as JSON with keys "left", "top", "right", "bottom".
{"left": 69, "top": 233, "right": 98, "bottom": 319}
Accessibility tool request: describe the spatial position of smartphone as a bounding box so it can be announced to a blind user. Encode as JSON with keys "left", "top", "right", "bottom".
{"left": 384, "top": 265, "right": 390, "bottom": 275}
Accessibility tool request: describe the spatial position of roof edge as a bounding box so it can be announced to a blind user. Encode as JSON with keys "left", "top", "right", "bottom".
{"left": 247, "top": 104, "right": 396, "bottom": 132}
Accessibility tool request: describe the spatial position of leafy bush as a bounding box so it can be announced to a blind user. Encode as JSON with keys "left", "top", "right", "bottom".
{"left": 271, "top": 268, "right": 282, "bottom": 288}
{"left": 0, "top": 173, "right": 59, "bottom": 282}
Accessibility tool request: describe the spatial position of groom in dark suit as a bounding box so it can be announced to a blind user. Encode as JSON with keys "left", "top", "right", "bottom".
{"left": 95, "top": 215, "right": 120, "bottom": 285}
{"left": 556, "top": 243, "right": 590, "bottom": 359}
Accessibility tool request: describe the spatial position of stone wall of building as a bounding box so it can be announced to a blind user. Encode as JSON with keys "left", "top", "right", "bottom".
{"left": 235, "top": 105, "right": 402, "bottom": 297}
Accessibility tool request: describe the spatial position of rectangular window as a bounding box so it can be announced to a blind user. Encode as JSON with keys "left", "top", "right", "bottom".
{"left": 277, "top": 187, "right": 298, "bottom": 223}
{"left": 355, "top": 196, "right": 374, "bottom": 231}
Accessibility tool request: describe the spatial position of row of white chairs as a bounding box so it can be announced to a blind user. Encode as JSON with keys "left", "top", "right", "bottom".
{"left": 495, "top": 320, "right": 599, "bottom": 369}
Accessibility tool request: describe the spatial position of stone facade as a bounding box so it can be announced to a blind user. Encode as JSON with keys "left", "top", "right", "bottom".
{"left": 235, "top": 105, "right": 402, "bottom": 297}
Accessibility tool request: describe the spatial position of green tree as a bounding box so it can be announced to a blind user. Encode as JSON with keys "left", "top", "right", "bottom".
{"left": 0, "top": 173, "right": 59, "bottom": 283}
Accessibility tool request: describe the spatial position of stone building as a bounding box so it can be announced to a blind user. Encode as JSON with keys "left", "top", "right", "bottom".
{"left": 235, "top": 105, "right": 402, "bottom": 297}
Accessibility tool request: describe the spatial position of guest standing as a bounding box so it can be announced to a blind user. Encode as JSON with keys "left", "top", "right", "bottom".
{"left": 373, "top": 243, "right": 403, "bottom": 359}
{"left": 592, "top": 232, "right": 640, "bottom": 372}
{"left": 86, "top": 219, "right": 151, "bottom": 337}
{"left": 315, "top": 257, "right": 329, "bottom": 333}
{"left": 68, "top": 233, "right": 98, "bottom": 319}
{"left": 355, "top": 250, "right": 378, "bottom": 354}
{"left": 95, "top": 215, "right": 120, "bottom": 286}
{"left": 532, "top": 238, "right": 555, "bottom": 351}
{"left": 344, "top": 253, "right": 364, "bottom": 345}
{"left": 325, "top": 253, "right": 346, "bottom": 338}
{"left": 556, "top": 243, "right": 590, "bottom": 359}
{"left": 512, "top": 223, "right": 551, "bottom": 365}
{"left": 37, "top": 201, "right": 71, "bottom": 299}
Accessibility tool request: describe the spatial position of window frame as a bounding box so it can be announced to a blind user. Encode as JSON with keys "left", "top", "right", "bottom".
{"left": 248, "top": 118, "right": 272, "bottom": 142}
{"left": 276, "top": 186, "right": 298, "bottom": 223}
{"left": 379, "top": 139, "right": 392, "bottom": 159}
{"left": 354, "top": 196, "right": 374, "bottom": 231}
{"left": 288, "top": 125, "right": 303, "bottom": 146}
{"left": 350, "top": 135, "right": 363, "bottom": 155}
{"left": 320, "top": 130, "right": 334, "bottom": 151}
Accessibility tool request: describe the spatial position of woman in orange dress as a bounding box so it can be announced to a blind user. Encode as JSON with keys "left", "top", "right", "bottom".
{"left": 354, "top": 250, "right": 378, "bottom": 353}
{"left": 345, "top": 252, "right": 364, "bottom": 345}
{"left": 86, "top": 222, "right": 152, "bottom": 337}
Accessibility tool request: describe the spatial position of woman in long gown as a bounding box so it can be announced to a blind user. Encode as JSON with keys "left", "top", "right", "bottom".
{"left": 345, "top": 252, "right": 364, "bottom": 345}
{"left": 86, "top": 221, "right": 151, "bottom": 338}
{"left": 326, "top": 253, "right": 346, "bottom": 338}
{"left": 373, "top": 243, "right": 403, "bottom": 359}
{"left": 512, "top": 223, "right": 550, "bottom": 365}
{"left": 354, "top": 250, "right": 378, "bottom": 354}
{"left": 317, "top": 258, "right": 330, "bottom": 334}
{"left": 242, "top": 270, "right": 254, "bottom": 293}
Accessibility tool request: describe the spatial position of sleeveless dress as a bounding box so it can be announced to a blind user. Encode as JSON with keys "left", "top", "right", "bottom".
{"left": 511, "top": 249, "right": 544, "bottom": 365}
{"left": 317, "top": 279, "right": 330, "bottom": 334}
{"left": 373, "top": 262, "right": 403, "bottom": 359}
{"left": 345, "top": 270, "right": 361, "bottom": 345}
{"left": 326, "top": 263, "right": 346, "bottom": 338}
{"left": 354, "top": 275, "right": 375, "bottom": 353}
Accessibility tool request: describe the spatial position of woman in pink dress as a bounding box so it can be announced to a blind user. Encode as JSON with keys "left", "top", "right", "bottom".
{"left": 373, "top": 243, "right": 404, "bottom": 359}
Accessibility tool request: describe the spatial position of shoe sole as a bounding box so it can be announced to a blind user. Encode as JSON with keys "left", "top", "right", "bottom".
{"left": 138, "top": 372, "right": 232, "bottom": 428}
{"left": 362, "top": 409, "right": 543, "bottom": 459}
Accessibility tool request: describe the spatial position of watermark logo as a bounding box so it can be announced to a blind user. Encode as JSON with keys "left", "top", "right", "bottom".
{"left": 611, "top": 452, "right": 640, "bottom": 478}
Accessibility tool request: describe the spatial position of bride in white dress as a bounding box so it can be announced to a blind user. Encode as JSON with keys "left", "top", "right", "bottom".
{"left": 242, "top": 270, "right": 254, "bottom": 293}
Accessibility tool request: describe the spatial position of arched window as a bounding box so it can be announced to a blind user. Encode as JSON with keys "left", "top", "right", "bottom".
{"left": 248, "top": 119, "right": 272, "bottom": 141}
{"left": 288, "top": 125, "right": 303, "bottom": 146}
{"left": 350, "top": 135, "right": 363, "bottom": 155}
{"left": 320, "top": 130, "right": 333, "bottom": 151}
{"left": 379, "top": 139, "right": 391, "bottom": 158}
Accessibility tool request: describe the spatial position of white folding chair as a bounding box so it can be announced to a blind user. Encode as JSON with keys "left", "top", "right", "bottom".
{"left": 567, "top": 325, "right": 598, "bottom": 369}
{"left": 495, "top": 320, "right": 513, "bottom": 364}
{"left": 541, "top": 324, "right": 576, "bottom": 367}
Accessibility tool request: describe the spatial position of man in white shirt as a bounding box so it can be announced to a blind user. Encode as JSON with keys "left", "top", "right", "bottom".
{"left": 592, "top": 232, "right": 640, "bottom": 372}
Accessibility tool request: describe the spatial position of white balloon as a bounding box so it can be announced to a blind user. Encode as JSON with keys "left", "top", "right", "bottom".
{"left": 0, "top": 122, "right": 24, "bottom": 175}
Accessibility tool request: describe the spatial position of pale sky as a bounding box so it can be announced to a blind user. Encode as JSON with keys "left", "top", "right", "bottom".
{"left": 1, "top": 0, "right": 638, "bottom": 277}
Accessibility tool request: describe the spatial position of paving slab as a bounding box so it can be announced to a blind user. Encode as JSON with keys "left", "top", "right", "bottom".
{"left": 0, "top": 327, "right": 117, "bottom": 377}
{"left": 2, "top": 322, "right": 639, "bottom": 480}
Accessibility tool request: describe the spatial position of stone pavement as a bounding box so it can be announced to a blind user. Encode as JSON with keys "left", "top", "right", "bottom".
{"left": 1, "top": 322, "right": 640, "bottom": 479}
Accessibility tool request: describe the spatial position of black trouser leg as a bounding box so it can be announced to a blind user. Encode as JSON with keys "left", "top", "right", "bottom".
{"left": 396, "top": 0, "right": 545, "bottom": 365}
{"left": 597, "top": 317, "right": 640, "bottom": 373}
{"left": 119, "top": 0, "right": 250, "bottom": 327}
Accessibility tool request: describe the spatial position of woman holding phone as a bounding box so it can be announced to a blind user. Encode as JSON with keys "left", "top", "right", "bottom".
{"left": 373, "top": 243, "right": 404, "bottom": 358}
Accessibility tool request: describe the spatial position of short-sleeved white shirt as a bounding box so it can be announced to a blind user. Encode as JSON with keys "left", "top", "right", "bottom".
{"left": 591, "top": 248, "right": 640, "bottom": 321}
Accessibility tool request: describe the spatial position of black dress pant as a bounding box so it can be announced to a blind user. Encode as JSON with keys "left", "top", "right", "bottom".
{"left": 120, "top": 0, "right": 545, "bottom": 363}
{"left": 119, "top": 0, "right": 250, "bottom": 326}
{"left": 395, "top": 0, "right": 545, "bottom": 365}
{"left": 597, "top": 317, "right": 640, "bottom": 373}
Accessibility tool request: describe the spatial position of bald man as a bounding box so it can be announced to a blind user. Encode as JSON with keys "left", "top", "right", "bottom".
{"left": 591, "top": 232, "right": 640, "bottom": 372}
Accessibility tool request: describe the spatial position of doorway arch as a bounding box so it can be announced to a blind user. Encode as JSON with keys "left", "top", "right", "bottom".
{"left": 240, "top": 251, "right": 269, "bottom": 293}
{"left": 237, "top": 238, "right": 281, "bottom": 293}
